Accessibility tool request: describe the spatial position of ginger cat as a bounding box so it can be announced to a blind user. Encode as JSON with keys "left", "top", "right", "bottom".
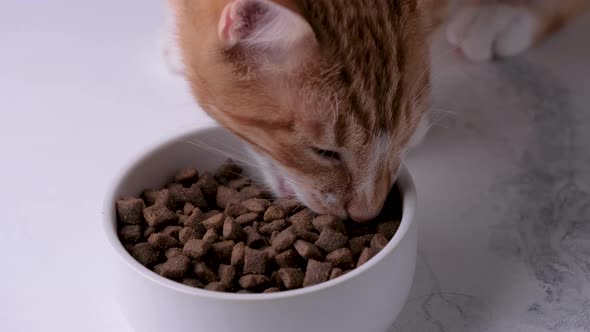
{"left": 163, "top": 0, "right": 589, "bottom": 222}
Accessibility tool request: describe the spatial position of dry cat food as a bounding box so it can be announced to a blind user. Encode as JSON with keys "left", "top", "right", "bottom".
{"left": 116, "top": 160, "right": 402, "bottom": 293}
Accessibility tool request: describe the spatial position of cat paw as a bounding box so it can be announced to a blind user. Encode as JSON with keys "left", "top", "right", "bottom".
{"left": 445, "top": 3, "right": 539, "bottom": 61}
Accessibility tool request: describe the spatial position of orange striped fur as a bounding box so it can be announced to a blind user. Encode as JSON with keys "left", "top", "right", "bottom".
{"left": 167, "top": 0, "right": 588, "bottom": 221}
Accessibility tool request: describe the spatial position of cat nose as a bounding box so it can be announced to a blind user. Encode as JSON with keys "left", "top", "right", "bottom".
{"left": 348, "top": 213, "right": 372, "bottom": 223}
{"left": 347, "top": 194, "right": 385, "bottom": 223}
{"left": 347, "top": 178, "right": 393, "bottom": 223}
{"left": 348, "top": 208, "right": 380, "bottom": 223}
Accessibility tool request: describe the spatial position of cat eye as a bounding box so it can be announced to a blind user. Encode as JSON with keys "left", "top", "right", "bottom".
{"left": 311, "top": 147, "right": 341, "bottom": 161}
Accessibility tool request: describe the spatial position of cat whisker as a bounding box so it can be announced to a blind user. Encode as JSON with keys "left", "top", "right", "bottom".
{"left": 185, "top": 139, "right": 258, "bottom": 169}
{"left": 430, "top": 107, "right": 459, "bottom": 117}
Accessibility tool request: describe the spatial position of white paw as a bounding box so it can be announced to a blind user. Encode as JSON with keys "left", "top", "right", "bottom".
{"left": 446, "top": 4, "right": 539, "bottom": 61}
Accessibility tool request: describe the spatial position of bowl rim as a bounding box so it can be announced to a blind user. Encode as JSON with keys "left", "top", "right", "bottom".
{"left": 102, "top": 124, "right": 417, "bottom": 302}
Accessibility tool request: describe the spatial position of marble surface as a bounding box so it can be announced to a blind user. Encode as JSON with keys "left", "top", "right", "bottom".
{"left": 0, "top": 1, "right": 588, "bottom": 331}
{"left": 392, "top": 14, "right": 590, "bottom": 332}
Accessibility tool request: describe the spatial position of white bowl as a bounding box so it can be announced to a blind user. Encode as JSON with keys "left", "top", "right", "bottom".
{"left": 102, "top": 125, "right": 418, "bottom": 332}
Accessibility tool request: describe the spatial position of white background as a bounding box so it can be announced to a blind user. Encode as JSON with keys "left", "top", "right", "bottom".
{"left": 1, "top": 1, "right": 202, "bottom": 330}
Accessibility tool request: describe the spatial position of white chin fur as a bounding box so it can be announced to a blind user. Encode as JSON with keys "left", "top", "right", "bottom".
{"left": 246, "top": 147, "right": 282, "bottom": 196}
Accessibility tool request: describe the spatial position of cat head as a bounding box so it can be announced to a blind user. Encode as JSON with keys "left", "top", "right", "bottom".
{"left": 171, "top": 0, "right": 431, "bottom": 222}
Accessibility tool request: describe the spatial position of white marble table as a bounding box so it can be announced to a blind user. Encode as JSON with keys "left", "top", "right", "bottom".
{"left": 0, "top": 1, "right": 588, "bottom": 331}
{"left": 393, "top": 13, "right": 590, "bottom": 332}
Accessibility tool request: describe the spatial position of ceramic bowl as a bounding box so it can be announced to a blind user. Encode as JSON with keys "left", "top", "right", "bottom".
{"left": 102, "top": 125, "right": 417, "bottom": 332}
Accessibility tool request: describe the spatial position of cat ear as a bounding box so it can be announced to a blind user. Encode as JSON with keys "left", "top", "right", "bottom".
{"left": 218, "top": 0, "right": 317, "bottom": 68}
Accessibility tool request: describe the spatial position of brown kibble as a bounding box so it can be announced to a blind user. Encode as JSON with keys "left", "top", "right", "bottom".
{"left": 174, "top": 168, "right": 199, "bottom": 185}
{"left": 235, "top": 213, "right": 258, "bottom": 226}
{"left": 182, "top": 278, "right": 204, "bottom": 288}
{"left": 231, "top": 242, "right": 246, "bottom": 268}
{"left": 289, "top": 209, "right": 314, "bottom": 231}
{"left": 165, "top": 248, "right": 183, "bottom": 259}
{"left": 182, "top": 208, "right": 205, "bottom": 234}
{"left": 169, "top": 183, "right": 207, "bottom": 209}
{"left": 294, "top": 240, "right": 323, "bottom": 261}
{"left": 203, "top": 210, "right": 221, "bottom": 219}
{"left": 303, "top": 260, "right": 332, "bottom": 287}
{"left": 202, "top": 228, "right": 219, "bottom": 243}
{"left": 116, "top": 198, "right": 145, "bottom": 224}
{"left": 211, "top": 240, "right": 235, "bottom": 262}
{"left": 223, "top": 217, "right": 246, "bottom": 241}
{"left": 119, "top": 165, "right": 402, "bottom": 294}
{"left": 275, "top": 249, "right": 301, "bottom": 268}
{"left": 119, "top": 225, "right": 142, "bottom": 244}
{"left": 242, "top": 198, "right": 270, "bottom": 213}
{"left": 259, "top": 219, "right": 289, "bottom": 236}
{"left": 252, "top": 221, "right": 264, "bottom": 232}
{"left": 219, "top": 264, "right": 236, "bottom": 288}
{"left": 357, "top": 248, "right": 378, "bottom": 267}
{"left": 193, "top": 262, "right": 217, "bottom": 283}
{"left": 272, "top": 228, "right": 297, "bottom": 252}
{"left": 239, "top": 186, "right": 264, "bottom": 201}
{"left": 162, "top": 225, "right": 182, "bottom": 238}
{"left": 264, "top": 247, "right": 278, "bottom": 261}
{"left": 349, "top": 235, "right": 374, "bottom": 257}
{"left": 239, "top": 274, "right": 270, "bottom": 289}
{"left": 204, "top": 282, "right": 225, "bottom": 292}
{"left": 315, "top": 228, "right": 348, "bottom": 253}
{"left": 142, "top": 189, "right": 159, "bottom": 206}
{"left": 187, "top": 207, "right": 205, "bottom": 222}
{"left": 154, "top": 255, "right": 190, "bottom": 279}
{"left": 183, "top": 239, "right": 211, "bottom": 259}
{"left": 330, "top": 268, "right": 344, "bottom": 280}
{"left": 270, "top": 270, "right": 282, "bottom": 287}
{"left": 143, "top": 205, "right": 177, "bottom": 227}
{"left": 292, "top": 225, "right": 320, "bottom": 243}
{"left": 228, "top": 177, "right": 251, "bottom": 190}
{"left": 215, "top": 159, "right": 243, "bottom": 183}
{"left": 148, "top": 233, "right": 180, "bottom": 250}
{"left": 312, "top": 215, "right": 346, "bottom": 234}
{"left": 225, "top": 201, "right": 249, "bottom": 217}
{"left": 178, "top": 227, "right": 199, "bottom": 244}
{"left": 143, "top": 227, "right": 157, "bottom": 240}
{"left": 377, "top": 220, "right": 400, "bottom": 240}
{"left": 270, "top": 231, "right": 280, "bottom": 243}
{"left": 346, "top": 222, "right": 374, "bottom": 238}
{"left": 243, "top": 247, "right": 268, "bottom": 275}
{"left": 143, "top": 189, "right": 172, "bottom": 208}
{"left": 124, "top": 244, "right": 134, "bottom": 253}
{"left": 263, "top": 206, "right": 286, "bottom": 222}
{"left": 370, "top": 234, "right": 389, "bottom": 252}
{"left": 183, "top": 202, "right": 195, "bottom": 215}
{"left": 244, "top": 226, "right": 267, "bottom": 248}
{"left": 202, "top": 213, "right": 225, "bottom": 230}
{"left": 273, "top": 198, "right": 300, "bottom": 213}
{"left": 326, "top": 248, "right": 354, "bottom": 269}
{"left": 278, "top": 268, "right": 304, "bottom": 289}
{"left": 131, "top": 242, "right": 158, "bottom": 266}
{"left": 154, "top": 189, "right": 172, "bottom": 207}
{"left": 216, "top": 186, "right": 240, "bottom": 209}
{"left": 196, "top": 172, "right": 219, "bottom": 197}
